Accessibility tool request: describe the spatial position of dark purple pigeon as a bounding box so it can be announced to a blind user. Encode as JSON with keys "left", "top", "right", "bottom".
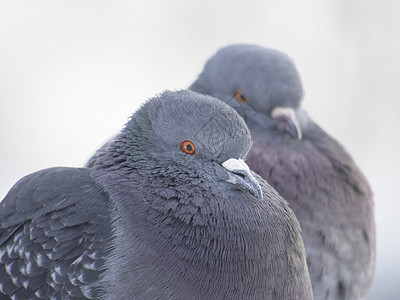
{"left": 190, "top": 44, "right": 375, "bottom": 300}
{"left": 0, "top": 90, "right": 312, "bottom": 299}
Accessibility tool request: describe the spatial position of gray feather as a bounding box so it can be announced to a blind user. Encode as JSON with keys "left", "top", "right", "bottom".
{"left": 0, "top": 168, "right": 113, "bottom": 299}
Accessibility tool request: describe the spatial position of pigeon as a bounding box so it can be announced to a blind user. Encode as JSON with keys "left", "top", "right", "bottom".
{"left": 0, "top": 90, "right": 313, "bottom": 299}
{"left": 190, "top": 44, "right": 375, "bottom": 300}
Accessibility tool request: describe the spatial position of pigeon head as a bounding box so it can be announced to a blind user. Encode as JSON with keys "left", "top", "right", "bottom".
{"left": 190, "top": 44, "right": 304, "bottom": 140}
{"left": 104, "top": 90, "right": 262, "bottom": 200}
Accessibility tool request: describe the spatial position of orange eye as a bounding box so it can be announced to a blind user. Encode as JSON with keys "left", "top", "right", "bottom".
{"left": 235, "top": 89, "right": 249, "bottom": 103}
{"left": 181, "top": 140, "right": 195, "bottom": 155}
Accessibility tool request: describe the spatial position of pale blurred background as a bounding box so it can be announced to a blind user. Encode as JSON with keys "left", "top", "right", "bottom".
{"left": 0, "top": 1, "right": 398, "bottom": 298}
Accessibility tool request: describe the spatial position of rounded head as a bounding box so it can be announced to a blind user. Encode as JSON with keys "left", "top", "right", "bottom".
{"left": 190, "top": 44, "right": 304, "bottom": 116}
{"left": 126, "top": 89, "right": 252, "bottom": 164}
{"left": 106, "top": 90, "right": 262, "bottom": 200}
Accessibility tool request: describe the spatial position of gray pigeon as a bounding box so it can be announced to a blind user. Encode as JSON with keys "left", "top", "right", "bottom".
{"left": 190, "top": 44, "right": 375, "bottom": 300}
{"left": 0, "top": 90, "right": 312, "bottom": 299}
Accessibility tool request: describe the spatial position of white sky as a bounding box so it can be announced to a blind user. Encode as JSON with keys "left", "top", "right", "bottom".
{"left": 0, "top": 1, "right": 399, "bottom": 298}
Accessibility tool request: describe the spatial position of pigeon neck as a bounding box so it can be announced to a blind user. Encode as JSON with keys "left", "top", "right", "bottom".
{"left": 96, "top": 169, "right": 300, "bottom": 299}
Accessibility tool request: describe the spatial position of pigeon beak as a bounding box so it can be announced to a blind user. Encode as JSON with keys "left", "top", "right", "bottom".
{"left": 271, "top": 107, "right": 302, "bottom": 140}
{"left": 222, "top": 158, "right": 263, "bottom": 200}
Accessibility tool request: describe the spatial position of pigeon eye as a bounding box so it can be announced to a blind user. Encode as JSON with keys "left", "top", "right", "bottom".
{"left": 235, "top": 90, "right": 249, "bottom": 103}
{"left": 181, "top": 140, "right": 195, "bottom": 155}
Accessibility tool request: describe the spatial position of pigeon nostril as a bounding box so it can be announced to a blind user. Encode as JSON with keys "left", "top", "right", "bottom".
{"left": 232, "top": 171, "right": 246, "bottom": 178}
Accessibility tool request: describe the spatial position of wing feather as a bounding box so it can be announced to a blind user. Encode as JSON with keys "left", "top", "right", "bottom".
{"left": 0, "top": 167, "right": 113, "bottom": 299}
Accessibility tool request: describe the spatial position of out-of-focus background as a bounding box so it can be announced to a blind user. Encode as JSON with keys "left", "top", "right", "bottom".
{"left": 0, "top": 1, "right": 398, "bottom": 298}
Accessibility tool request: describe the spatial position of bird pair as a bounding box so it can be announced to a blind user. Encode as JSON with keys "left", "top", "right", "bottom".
{"left": 0, "top": 44, "right": 375, "bottom": 299}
